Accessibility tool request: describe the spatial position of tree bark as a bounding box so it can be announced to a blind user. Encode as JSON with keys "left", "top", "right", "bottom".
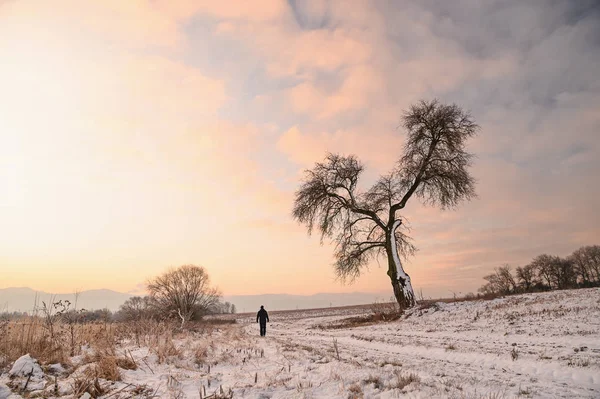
{"left": 386, "top": 220, "right": 416, "bottom": 310}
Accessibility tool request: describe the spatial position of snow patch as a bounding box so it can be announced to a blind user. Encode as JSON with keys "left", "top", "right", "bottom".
{"left": 8, "top": 354, "right": 43, "bottom": 378}
{"left": 390, "top": 220, "right": 415, "bottom": 300}
{"left": 0, "top": 385, "right": 13, "bottom": 399}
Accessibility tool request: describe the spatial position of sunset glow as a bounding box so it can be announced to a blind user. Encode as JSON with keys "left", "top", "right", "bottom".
{"left": 1, "top": 1, "right": 598, "bottom": 298}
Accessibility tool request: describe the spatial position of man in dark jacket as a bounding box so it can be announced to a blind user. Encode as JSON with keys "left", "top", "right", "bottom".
{"left": 256, "top": 305, "right": 269, "bottom": 336}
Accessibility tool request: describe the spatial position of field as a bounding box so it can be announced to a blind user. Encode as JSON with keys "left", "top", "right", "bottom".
{"left": 1, "top": 288, "right": 599, "bottom": 398}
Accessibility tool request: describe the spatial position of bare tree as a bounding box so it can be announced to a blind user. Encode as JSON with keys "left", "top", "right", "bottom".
{"left": 550, "top": 257, "right": 577, "bottom": 289}
{"left": 479, "top": 265, "right": 517, "bottom": 295}
{"left": 147, "top": 265, "right": 221, "bottom": 327}
{"left": 531, "top": 254, "right": 555, "bottom": 289}
{"left": 497, "top": 264, "right": 518, "bottom": 293}
{"left": 207, "top": 300, "right": 237, "bottom": 314}
{"left": 569, "top": 245, "right": 600, "bottom": 285}
{"left": 516, "top": 264, "right": 537, "bottom": 291}
{"left": 118, "top": 296, "right": 159, "bottom": 321}
{"left": 293, "top": 100, "right": 478, "bottom": 309}
{"left": 530, "top": 254, "right": 576, "bottom": 290}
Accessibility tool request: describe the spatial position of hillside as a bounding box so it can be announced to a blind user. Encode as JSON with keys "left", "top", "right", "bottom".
{"left": 0, "top": 287, "right": 132, "bottom": 312}
{"left": 0, "top": 287, "right": 391, "bottom": 313}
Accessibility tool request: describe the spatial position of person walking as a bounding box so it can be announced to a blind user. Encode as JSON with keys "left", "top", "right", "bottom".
{"left": 256, "top": 305, "right": 269, "bottom": 336}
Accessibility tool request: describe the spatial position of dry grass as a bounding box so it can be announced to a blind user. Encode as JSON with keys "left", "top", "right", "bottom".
{"left": 153, "top": 331, "right": 182, "bottom": 364}
{"left": 363, "top": 375, "right": 383, "bottom": 389}
{"left": 446, "top": 343, "right": 457, "bottom": 351}
{"left": 71, "top": 373, "right": 107, "bottom": 398}
{"left": 0, "top": 318, "right": 64, "bottom": 366}
{"left": 0, "top": 317, "right": 114, "bottom": 368}
{"left": 0, "top": 316, "right": 183, "bottom": 370}
{"left": 118, "top": 358, "right": 138, "bottom": 372}
{"left": 0, "top": 317, "right": 212, "bottom": 397}
{"left": 389, "top": 371, "right": 421, "bottom": 390}
{"left": 95, "top": 355, "right": 121, "bottom": 381}
{"left": 347, "top": 382, "right": 364, "bottom": 398}
{"left": 194, "top": 344, "right": 209, "bottom": 365}
{"left": 315, "top": 311, "right": 402, "bottom": 330}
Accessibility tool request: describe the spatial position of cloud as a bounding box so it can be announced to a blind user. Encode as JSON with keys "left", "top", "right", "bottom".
{"left": 0, "top": 0, "right": 189, "bottom": 50}
{"left": 185, "top": 0, "right": 287, "bottom": 22}
{"left": 1, "top": 0, "right": 598, "bottom": 297}
{"left": 286, "top": 65, "right": 385, "bottom": 118}
{"left": 276, "top": 125, "right": 405, "bottom": 175}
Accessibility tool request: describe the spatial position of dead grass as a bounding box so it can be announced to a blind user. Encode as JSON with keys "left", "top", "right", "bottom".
{"left": 363, "top": 374, "right": 383, "bottom": 389}
{"left": 0, "top": 317, "right": 115, "bottom": 367}
{"left": 0, "top": 316, "right": 182, "bottom": 372}
{"left": 315, "top": 311, "right": 401, "bottom": 330}
{"left": 115, "top": 355, "right": 137, "bottom": 370}
{"left": 194, "top": 344, "right": 209, "bottom": 365}
{"left": 567, "top": 357, "right": 591, "bottom": 367}
{"left": 71, "top": 375, "right": 105, "bottom": 398}
{"left": 347, "top": 382, "right": 364, "bottom": 398}
{"left": 379, "top": 359, "right": 403, "bottom": 368}
{"left": 389, "top": 371, "right": 421, "bottom": 390}
{"left": 95, "top": 355, "right": 121, "bottom": 381}
{"left": 154, "top": 332, "right": 182, "bottom": 364}
{"left": 455, "top": 392, "right": 507, "bottom": 399}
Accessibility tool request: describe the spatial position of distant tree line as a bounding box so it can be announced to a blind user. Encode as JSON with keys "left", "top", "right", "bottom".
{"left": 0, "top": 307, "right": 113, "bottom": 322}
{"left": 478, "top": 245, "right": 600, "bottom": 295}
{"left": 116, "top": 295, "right": 236, "bottom": 323}
{"left": 1, "top": 265, "right": 235, "bottom": 325}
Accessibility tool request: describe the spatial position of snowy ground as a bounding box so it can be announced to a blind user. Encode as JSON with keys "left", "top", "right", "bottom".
{"left": 1, "top": 288, "right": 599, "bottom": 398}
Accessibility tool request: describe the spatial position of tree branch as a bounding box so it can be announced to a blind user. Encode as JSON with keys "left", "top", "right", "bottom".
{"left": 389, "top": 137, "right": 438, "bottom": 217}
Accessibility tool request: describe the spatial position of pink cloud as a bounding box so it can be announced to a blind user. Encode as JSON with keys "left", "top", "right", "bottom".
{"left": 277, "top": 125, "right": 404, "bottom": 174}
{"left": 182, "top": 0, "right": 287, "bottom": 22}
{"left": 287, "top": 65, "right": 385, "bottom": 118}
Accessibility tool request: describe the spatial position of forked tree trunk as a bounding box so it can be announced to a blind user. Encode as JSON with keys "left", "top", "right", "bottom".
{"left": 386, "top": 220, "right": 416, "bottom": 311}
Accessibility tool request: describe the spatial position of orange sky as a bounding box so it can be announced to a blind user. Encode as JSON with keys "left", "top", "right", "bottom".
{"left": 1, "top": 1, "right": 599, "bottom": 298}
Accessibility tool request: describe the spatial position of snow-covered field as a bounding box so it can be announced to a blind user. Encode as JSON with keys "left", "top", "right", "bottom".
{"left": 1, "top": 288, "right": 599, "bottom": 398}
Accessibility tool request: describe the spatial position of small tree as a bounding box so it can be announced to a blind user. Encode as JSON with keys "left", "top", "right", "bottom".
{"left": 293, "top": 100, "right": 478, "bottom": 310}
{"left": 118, "top": 296, "right": 159, "bottom": 321}
{"left": 479, "top": 265, "right": 517, "bottom": 295}
{"left": 549, "top": 257, "right": 577, "bottom": 289}
{"left": 207, "top": 300, "right": 237, "bottom": 314}
{"left": 531, "top": 254, "right": 556, "bottom": 289}
{"left": 497, "top": 264, "right": 518, "bottom": 293}
{"left": 516, "top": 264, "right": 537, "bottom": 291}
{"left": 147, "top": 265, "right": 221, "bottom": 327}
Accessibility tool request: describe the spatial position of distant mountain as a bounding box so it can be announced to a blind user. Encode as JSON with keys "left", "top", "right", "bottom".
{"left": 0, "top": 287, "right": 132, "bottom": 313}
{"left": 223, "top": 292, "right": 392, "bottom": 313}
{"left": 0, "top": 287, "right": 390, "bottom": 314}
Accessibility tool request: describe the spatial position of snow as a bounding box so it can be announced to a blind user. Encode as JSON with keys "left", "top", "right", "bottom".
{"left": 0, "top": 385, "right": 14, "bottom": 399}
{"left": 0, "top": 288, "right": 598, "bottom": 398}
{"left": 1, "top": 354, "right": 45, "bottom": 398}
{"left": 8, "top": 354, "right": 43, "bottom": 378}
{"left": 390, "top": 219, "right": 414, "bottom": 300}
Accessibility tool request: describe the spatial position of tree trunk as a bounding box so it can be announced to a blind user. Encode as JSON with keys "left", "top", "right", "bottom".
{"left": 386, "top": 220, "right": 416, "bottom": 311}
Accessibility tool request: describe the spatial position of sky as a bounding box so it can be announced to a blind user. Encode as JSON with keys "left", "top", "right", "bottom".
{"left": 1, "top": 0, "right": 599, "bottom": 299}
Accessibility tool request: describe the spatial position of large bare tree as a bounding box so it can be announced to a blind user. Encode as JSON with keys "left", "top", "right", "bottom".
{"left": 293, "top": 100, "right": 478, "bottom": 309}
